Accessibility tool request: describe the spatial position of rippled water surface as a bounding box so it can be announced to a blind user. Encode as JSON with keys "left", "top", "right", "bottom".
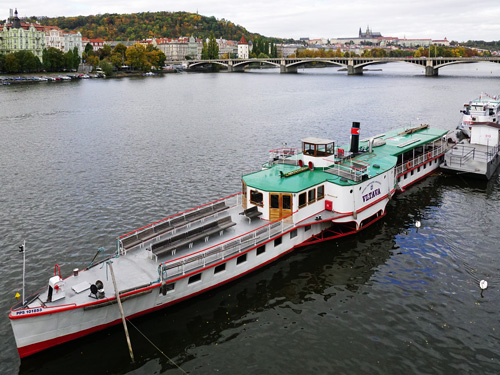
{"left": 1, "top": 63, "right": 500, "bottom": 374}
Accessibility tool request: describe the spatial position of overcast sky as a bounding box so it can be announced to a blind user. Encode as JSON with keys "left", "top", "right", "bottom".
{"left": 6, "top": 0, "right": 500, "bottom": 42}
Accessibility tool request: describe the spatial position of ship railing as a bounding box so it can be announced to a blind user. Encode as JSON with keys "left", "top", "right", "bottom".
{"left": 447, "top": 144, "right": 499, "bottom": 166}
{"left": 118, "top": 193, "right": 242, "bottom": 255}
{"left": 395, "top": 144, "right": 446, "bottom": 175}
{"left": 262, "top": 147, "right": 300, "bottom": 168}
{"left": 325, "top": 160, "right": 369, "bottom": 182}
{"left": 158, "top": 213, "right": 296, "bottom": 279}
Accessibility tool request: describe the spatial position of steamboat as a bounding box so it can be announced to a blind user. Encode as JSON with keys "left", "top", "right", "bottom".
{"left": 10, "top": 122, "right": 449, "bottom": 358}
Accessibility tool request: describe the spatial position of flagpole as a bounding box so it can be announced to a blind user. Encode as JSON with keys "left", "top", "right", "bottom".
{"left": 22, "top": 239, "right": 26, "bottom": 305}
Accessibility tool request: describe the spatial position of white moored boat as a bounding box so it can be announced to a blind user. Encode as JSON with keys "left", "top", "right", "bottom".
{"left": 442, "top": 93, "right": 500, "bottom": 179}
{"left": 10, "top": 122, "right": 449, "bottom": 358}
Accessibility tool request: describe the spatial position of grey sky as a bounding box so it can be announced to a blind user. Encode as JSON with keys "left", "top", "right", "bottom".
{"left": 6, "top": 0, "right": 500, "bottom": 42}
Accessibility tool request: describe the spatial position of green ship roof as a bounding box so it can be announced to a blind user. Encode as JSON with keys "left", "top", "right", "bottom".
{"left": 243, "top": 125, "right": 448, "bottom": 193}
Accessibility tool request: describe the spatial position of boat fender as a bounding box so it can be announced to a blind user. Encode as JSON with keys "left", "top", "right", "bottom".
{"left": 427, "top": 152, "right": 432, "bottom": 160}
{"left": 298, "top": 159, "right": 304, "bottom": 167}
{"left": 308, "top": 161, "right": 314, "bottom": 170}
{"left": 407, "top": 161, "right": 412, "bottom": 170}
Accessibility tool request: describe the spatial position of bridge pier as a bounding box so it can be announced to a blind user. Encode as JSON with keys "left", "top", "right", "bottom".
{"left": 425, "top": 66, "right": 439, "bottom": 76}
{"left": 227, "top": 65, "right": 244, "bottom": 72}
{"left": 347, "top": 66, "right": 363, "bottom": 75}
{"left": 280, "top": 65, "right": 297, "bottom": 74}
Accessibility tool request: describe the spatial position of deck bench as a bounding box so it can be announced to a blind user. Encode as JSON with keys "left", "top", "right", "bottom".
{"left": 152, "top": 216, "right": 236, "bottom": 257}
{"left": 121, "top": 202, "right": 230, "bottom": 250}
{"left": 239, "top": 205, "right": 262, "bottom": 223}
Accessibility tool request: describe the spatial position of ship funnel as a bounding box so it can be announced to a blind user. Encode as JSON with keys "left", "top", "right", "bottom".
{"left": 350, "top": 122, "right": 360, "bottom": 154}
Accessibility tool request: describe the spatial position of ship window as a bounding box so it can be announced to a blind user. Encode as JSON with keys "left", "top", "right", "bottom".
{"left": 274, "top": 237, "right": 282, "bottom": 247}
{"left": 417, "top": 166, "right": 421, "bottom": 172}
{"left": 250, "top": 190, "right": 263, "bottom": 206}
{"left": 299, "top": 192, "right": 307, "bottom": 208}
{"left": 257, "top": 245, "right": 266, "bottom": 255}
{"left": 237, "top": 254, "right": 247, "bottom": 265}
{"left": 424, "top": 163, "right": 427, "bottom": 169}
{"left": 283, "top": 195, "right": 291, "bottom": 210}
{"left": 159, "top": 283, "right": 175, "bottom": 294}
{"left": 188, "top": 273, "right": 201, "bottom": 284}
{"left": 270, "top": 194, "right": 280, "bottom": 209}
{"left": 214, "top": 263, "right": 226, "bottom": 274}
{"left": 308, "top": 189, "right": 316, "bottom": 204}
{"left": 317, "top": 185, "right": 325, "bottom": 200}
{"left": 404, "top": 174, "right": 407, "bottom": 180}
{"left": 411, "top": 170, "right": 414, "bottom": 176}
{"left": 304, "top": 143, "right": 315, "bottom": 155}
{"left": 304, "top": 225, "right": 311, "bottom": 232}
{"left": 290, "top": 229, "right": 297, "bottom": 239}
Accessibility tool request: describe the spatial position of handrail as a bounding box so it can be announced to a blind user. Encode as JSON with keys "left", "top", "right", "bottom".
{"left": 158, "top": 211, "right": 298, "bottom": 278}
{"left": 118, "top": 193, "right": 242, "bottom": 255}
{"left": 395, "top": 143, "right": 446, "bottom": 176}
{"left": 119, "top": 193, "right": 242, "bottom": 239}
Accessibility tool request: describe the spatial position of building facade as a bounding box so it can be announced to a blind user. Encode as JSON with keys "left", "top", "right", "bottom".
{"left": 0, "top": 9, "right": 45, "bottom": 60}
{"left": 63, "top": 31, "right": 83, "bottom": 56}
{"left": 43, "top": 26, "right": 64, "bottom": 51}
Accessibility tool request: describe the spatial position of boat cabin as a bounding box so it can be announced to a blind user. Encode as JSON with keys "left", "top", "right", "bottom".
{"left": 301, "top": 137, "right": 336, "bottom": 169}
{"left": 470, "top": 123, "right": 500, "bottom": 146}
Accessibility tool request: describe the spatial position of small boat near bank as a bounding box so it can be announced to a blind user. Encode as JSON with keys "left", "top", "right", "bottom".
{"left": 9, "top": 122, "right": 449, "bottom": 358}
{"left": 441, "top": 93, "right": 500, "bottom": 179}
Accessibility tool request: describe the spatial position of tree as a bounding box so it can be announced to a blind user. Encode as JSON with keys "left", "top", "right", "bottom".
{"left": 99, "top": 59, "right": 114, "bottom": 76}
{"left": 201, "top": 40, "right": 209, "bottom": 59}
{"left": 4, "top": 54, "right": 20, "bottom": 73}
{"left": 72, "top": 46, "right": 81, "bottom": 70}
{"left": 14, "top": 51, "right": 42, "bottom": 72}
{"left": 84, "top": 42, "right": 94, "bottom": 55}
{"left": 207, "top": 31, "right": 219, "bottom": 59}
{"left": 43, "top": 47, "right": 65, "bottom": 72}
{"left": 126, "top": 43, "right": 149, "bottom": 70}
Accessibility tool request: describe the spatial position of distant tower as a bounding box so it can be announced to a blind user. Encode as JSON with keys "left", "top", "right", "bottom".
{"left": 238, "top": 35, "right": 249, "bottom": 59}
{"left": 12, "top": 8, "right": 22, "bottom": 29}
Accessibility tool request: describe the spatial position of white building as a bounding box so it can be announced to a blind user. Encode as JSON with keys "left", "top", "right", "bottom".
{"left": 63, "top": 31, "right": 83, "bottom": 56}
{"left": 43, "top": 26, "right": 64, "bottom": 51}
{"left": 238, "top": 35, "right": 249, "bottom": 59}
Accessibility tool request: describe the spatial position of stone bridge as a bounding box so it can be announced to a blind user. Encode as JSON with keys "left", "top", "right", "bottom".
{"left": 178, "top": 57, "right": 500, "bottom": 76}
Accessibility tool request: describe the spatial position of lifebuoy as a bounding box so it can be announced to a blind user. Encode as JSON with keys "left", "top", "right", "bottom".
{"left": 407, "top": 161, "right": 412, "bottom": 169}
{"left": 427, "top": 152, "right": 432, "bottom": 160}
{"left": 54, "top": 264, "right": 61, "bottom": 278}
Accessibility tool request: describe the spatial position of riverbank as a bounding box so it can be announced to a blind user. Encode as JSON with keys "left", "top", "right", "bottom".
{"left": 0, "top": 70, "right": 178, "bottom": 85}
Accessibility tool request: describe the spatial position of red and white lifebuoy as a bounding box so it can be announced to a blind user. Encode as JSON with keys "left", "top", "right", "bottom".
{"left": 427, "top": 152, "right": 432, "bottom": 160}
{"left": 407, "top": 161, "right": 412, "bottom": 170}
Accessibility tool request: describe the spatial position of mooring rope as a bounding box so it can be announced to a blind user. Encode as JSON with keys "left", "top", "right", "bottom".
{"left": 126, "top": 318, "right": 188, "bottom": 374}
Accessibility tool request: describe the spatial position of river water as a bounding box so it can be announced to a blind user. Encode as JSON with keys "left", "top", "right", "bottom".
{"left": 1, "top": 62, "right": 500, "bottom": 374}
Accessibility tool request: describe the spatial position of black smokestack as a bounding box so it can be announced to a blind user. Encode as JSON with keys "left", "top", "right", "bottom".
{"left": 350, "top": 122, "right": 360, "bottom": 154}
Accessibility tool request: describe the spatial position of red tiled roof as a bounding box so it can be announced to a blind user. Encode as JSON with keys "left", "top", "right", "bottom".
{"left": 238, "top": 35, "right": 248, "bottom": 45}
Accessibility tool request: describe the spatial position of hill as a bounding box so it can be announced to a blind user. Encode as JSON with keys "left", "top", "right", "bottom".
{"left": 33, "top": 11, "right": 270, "bottom": 42}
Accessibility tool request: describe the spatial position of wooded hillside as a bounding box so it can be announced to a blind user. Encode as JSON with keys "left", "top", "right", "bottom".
{"left": 34, "top": 11, "right": 268, "bottom": 41}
